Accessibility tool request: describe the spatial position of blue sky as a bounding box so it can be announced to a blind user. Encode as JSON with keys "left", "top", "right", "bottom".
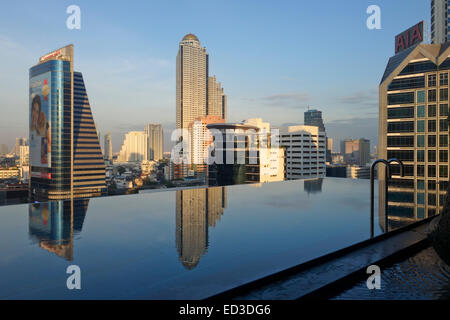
{"left": 0, "top": 0, "right": 429, "bottom": 152}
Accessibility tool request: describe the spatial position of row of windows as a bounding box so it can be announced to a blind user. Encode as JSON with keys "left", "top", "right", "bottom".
{"left": 388, "top": 104, "right": 449, "bottom": 119}
{"left": 388, "top": 120, "right": 448, "bottom": 133}
{"left": 390, "top": 149, "right": 449, "bottom": 163}
{"left": 390, "top": 164, "right": 449, "bottom": 178}
{"left": 388, "top": 178, "right": 448, "bottom": 191}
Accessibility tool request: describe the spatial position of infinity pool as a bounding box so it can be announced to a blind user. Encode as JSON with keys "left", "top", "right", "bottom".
{"left": 0, "top": 178, "right": 388, "bottom": 299}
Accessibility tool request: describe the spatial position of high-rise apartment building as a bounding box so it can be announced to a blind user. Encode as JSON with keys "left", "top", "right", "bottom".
{"left": 304, "top": 109, "right": 326, "bottom": 132}
{"left": 342, "top": 138, "right": 370, "bottom": 166}
{"left": 144, "top": 124, "right": 163, "bottom": 161}
{"left": 29, "top": 45, "right": 105, "bottom": 201}
{"left": 176, "top": 34, "right": 209, "bottom": 131}
{"left": 431, "top": 0, "right": 450, "bottom": 44}
{"left": 278, "top": 125, "right": 326, "bottom": 180}
{"left": 117, "top": 131, "right": 148, "bottom": 163}
{"left": 175, "top": 34, "right": 227, "bottom": 178}
{"left": 379, "top": 42, "right": 450, "bottom": 226}
{"left": 104, "top": 132, "right": 112, "bottom": 161}
{"left": 208, "top": 76, "right": 227, "bottom": 120}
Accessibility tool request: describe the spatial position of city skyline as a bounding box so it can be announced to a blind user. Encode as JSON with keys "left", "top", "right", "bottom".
{"left": 0, "top": 1, "right": 428, "bottom": 153}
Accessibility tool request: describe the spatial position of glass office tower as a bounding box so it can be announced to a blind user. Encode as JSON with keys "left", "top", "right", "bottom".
{"left": 29, "top": 45, "right": 105, "bottom": 201}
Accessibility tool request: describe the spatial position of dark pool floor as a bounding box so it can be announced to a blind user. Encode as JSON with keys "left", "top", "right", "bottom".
{"left": 333, "top": 246, "right": 450, "bottom": 300}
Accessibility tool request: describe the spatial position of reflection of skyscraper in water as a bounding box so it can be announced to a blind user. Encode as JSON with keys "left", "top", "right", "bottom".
{"left": 176, "top": 187, "right": 227, "bottom": 269}
{"left": 28, "top": 199, "right": 89, "bottom": 260}
{"left": 304, "top": 178, "right": 323, "bottom": 194}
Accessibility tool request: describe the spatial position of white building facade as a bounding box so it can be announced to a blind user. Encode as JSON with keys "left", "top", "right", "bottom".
{"left": 117, "top": 131, "right": 148, "bottom": 163}
{"left": 278, "top": 125, "right": 326, "bottom": 180}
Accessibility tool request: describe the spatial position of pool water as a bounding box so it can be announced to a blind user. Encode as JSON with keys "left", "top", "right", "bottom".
{"left": 333, "top": 246, "right": 450, "bottom": 300}
{"left": 0, "top": 177, "right": 424, "bottom": 299}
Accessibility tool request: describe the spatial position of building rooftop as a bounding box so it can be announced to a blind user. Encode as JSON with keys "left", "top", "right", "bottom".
{"left": 182, "top": 33, "right": 199, "bottom": 42}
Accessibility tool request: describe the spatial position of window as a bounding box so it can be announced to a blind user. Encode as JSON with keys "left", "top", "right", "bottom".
{"left": 440, "top": 73, "right": 448, "bottom": 86}
{"left": 429, "top": 74, "right": 437, "bottom": 87}
{"left": 387, "top": 150, "right": 414, "bottom": 162}
{"left": 440, "top": 165, "right": 448, "bottom": 178}
{"left": 387, "top": 136, "right": 414, "bottom": 147}
{"left": 428, "top": 150, "right": 436, "bottom": 162}
{"left": 417, "top": 90, "right": 425, "bottom": 103}
{"left": 388, "top": 76, "right": 425, "bottom": 91}
{"left": 429, "top": 89, "right": 437, "bottom": 102}
{"left": 417, "top": 193, "right": 425, "bottom": 205}
{"left": 387, "top": 92, "right": 415, "bottom": 105}
{"left": 428, "top": 180, "right": 437, "bottom": 190}
{"left": 417, "top": 207, "right": 425, "bottom": 219}
{"left": 417, "top": 120, "right": 425, "bottom": 132}
{"left": 440, "top": 119, "right": 448, "bottom": 131}
{"left": 428, "top": 193, "right": 437, "bottom": 206}
{"left": 418, "top": 180, "right": 425, "bottom": 190}
{"left": 440, "top": 104, "right": 449, "bottom": 116}
{"left": 440, "top": 88, "right": 449, "bottom": 101}
{"left": 388, "top": 107, "right": 414, "bottom": 119}
{"left": 417, "top": 150, "right": 425, "bottom": 162}
{"left": 428, "top": 165, "right": 436, "bottom": 177}
{"left": 440, "top": 134, "right": 448, "bottom": 147}
{"left": 428, "top": 105, "right": 437, "bottom": 117}
{"left": 417, "top": 165, "right": 425, "bottom": 176}
{"left": 388, "top": 121, "right": 414, "bottom": 133}
{"left": 428, "top": 120, "right": 436, "bottom": 132}
{"left": 428, "top": 135, "right": 436, "bottom": 147}
{"left": 417, "top": 135, "right": 425, "bottom": 147}
{"left": 417, "top": 105, "right": 425, "bottom": 117}
{"left": 440, "top": 150, "right": 448, "bottom": 162}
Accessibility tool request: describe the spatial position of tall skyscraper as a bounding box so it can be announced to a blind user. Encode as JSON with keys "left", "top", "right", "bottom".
{"left": 176, "top": 34, "right": 227, "bottom": 178}
{"left": 431, "top": 0, "right": 449, "bottom": 44}
{"left": 208, "top": 76, "right": 227, "bottom": 120}
{"left": 379, "top": 42, "right": 450, "bottom": 227}
{"left": 176, "top": 34, "right": 209, "bottom": 131}
{"left": 144, "top": 124, "right": 163, "bottom": 161}
{"left": 104, "top": 132, "right": 112, "bottom": 161}
{"left": 342, "top": 138, "right": 370, "bottom": 166}
{"left": 29, "top": 45, "right": 106, "bottom": 201}
{"left": 304, "top": 109, "right": 326, "bottom": 132}
{"left": 117, "top": 131, "right": 148, "bottom": 163}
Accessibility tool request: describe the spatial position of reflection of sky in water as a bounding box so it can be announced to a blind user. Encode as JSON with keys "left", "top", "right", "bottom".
{"left": 0, "top": 178, "right": 389, "bottom": 299}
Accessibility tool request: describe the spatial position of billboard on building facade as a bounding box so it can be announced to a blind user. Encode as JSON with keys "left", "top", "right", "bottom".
{"left": 29, "top": 71, "right": 51, "bottom": 179}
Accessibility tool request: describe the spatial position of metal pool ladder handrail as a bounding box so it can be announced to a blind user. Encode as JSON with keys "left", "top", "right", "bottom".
{"left": 370, "top": 158, "right": 404, "bottom": 238}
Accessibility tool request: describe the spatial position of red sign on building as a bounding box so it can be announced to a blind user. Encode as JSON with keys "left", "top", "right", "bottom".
{"left": 395, "top": 21, "right": 424, "bottom": 54}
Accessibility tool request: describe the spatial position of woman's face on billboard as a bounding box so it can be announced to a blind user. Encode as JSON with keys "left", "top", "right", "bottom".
{"left": 31, "top": 101, "right": 40, "bottom": 126}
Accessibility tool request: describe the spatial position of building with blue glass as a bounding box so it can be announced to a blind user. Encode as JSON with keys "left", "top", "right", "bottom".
{"left": 29, "top": 45, "right": 105, "bottom": 201}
